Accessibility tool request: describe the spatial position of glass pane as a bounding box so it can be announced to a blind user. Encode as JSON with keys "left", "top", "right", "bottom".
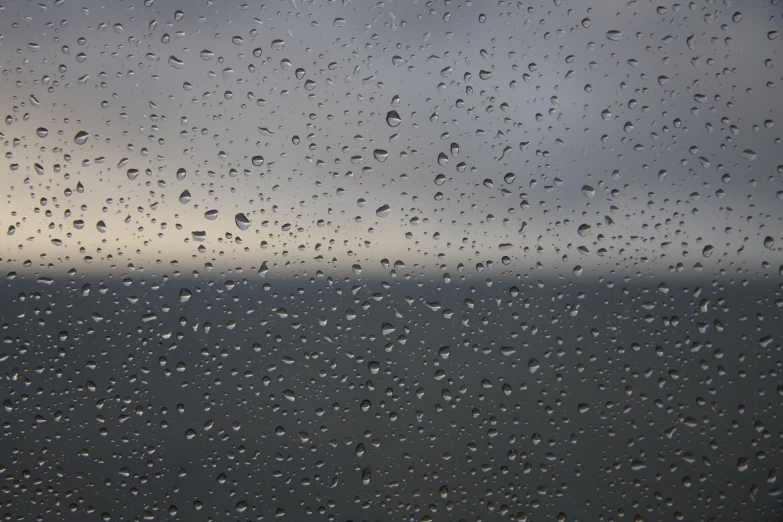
{"left": 1, "top": 1, "right": 781, "bottom": 521}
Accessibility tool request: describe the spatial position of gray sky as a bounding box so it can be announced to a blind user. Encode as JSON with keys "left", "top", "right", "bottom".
{"left": 1, "top": 0, "right": 781, "bottom": 282}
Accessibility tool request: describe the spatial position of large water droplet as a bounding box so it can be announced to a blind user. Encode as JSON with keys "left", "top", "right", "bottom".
{"left": 235, "top": 213, "right": 250, "bottom": 231}
{"left": 386, "top": 110, "right": 401, "bottom": 127}
{"left": 74, "top": 131, "right": 89, "bottom": 145}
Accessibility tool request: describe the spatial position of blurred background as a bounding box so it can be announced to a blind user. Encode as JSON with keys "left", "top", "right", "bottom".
{"left": 0, "top": 0, "right": 781, "bottom": 520}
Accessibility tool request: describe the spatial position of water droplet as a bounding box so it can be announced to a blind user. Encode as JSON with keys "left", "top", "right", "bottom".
{"left": 235, "top": 213, "right": 250, "bottom": 231}
{"left": 168, "top": 55, "right": 184, "bottom": 69}
{"left": 74, "top": 131, "right": 89, "bottom": 145}
{"left": 386, "top": 110, "right": 401, "bottom": 127}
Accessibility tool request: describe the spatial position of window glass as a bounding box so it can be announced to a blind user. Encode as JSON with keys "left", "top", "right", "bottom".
{"left": 1, "top": 1, "right": 781, "bottom": 521}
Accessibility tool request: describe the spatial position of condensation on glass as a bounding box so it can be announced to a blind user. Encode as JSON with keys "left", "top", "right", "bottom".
{"left": 1, "top": 1, "right": 781, "bottom": 521}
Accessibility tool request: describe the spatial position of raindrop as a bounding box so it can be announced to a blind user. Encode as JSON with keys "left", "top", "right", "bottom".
{"left": 74, "top": 131, "right": 89, "bottom": 145}
{"left": 168, "top": 55, "right": 184, "bottom": 69}
{"left": 386, "top": 110, "right": 401, "bottom": 127}
{"left": 235, "top": 213, "right": 250, "bottom": 231}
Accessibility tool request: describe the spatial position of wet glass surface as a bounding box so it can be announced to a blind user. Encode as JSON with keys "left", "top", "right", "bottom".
{"left": 1, "top": 1, "right": 782, "bottom": 521}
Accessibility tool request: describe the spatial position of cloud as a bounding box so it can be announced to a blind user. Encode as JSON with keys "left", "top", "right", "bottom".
{"left": 0, "top": 0, "right": 780, "bottom": 281}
